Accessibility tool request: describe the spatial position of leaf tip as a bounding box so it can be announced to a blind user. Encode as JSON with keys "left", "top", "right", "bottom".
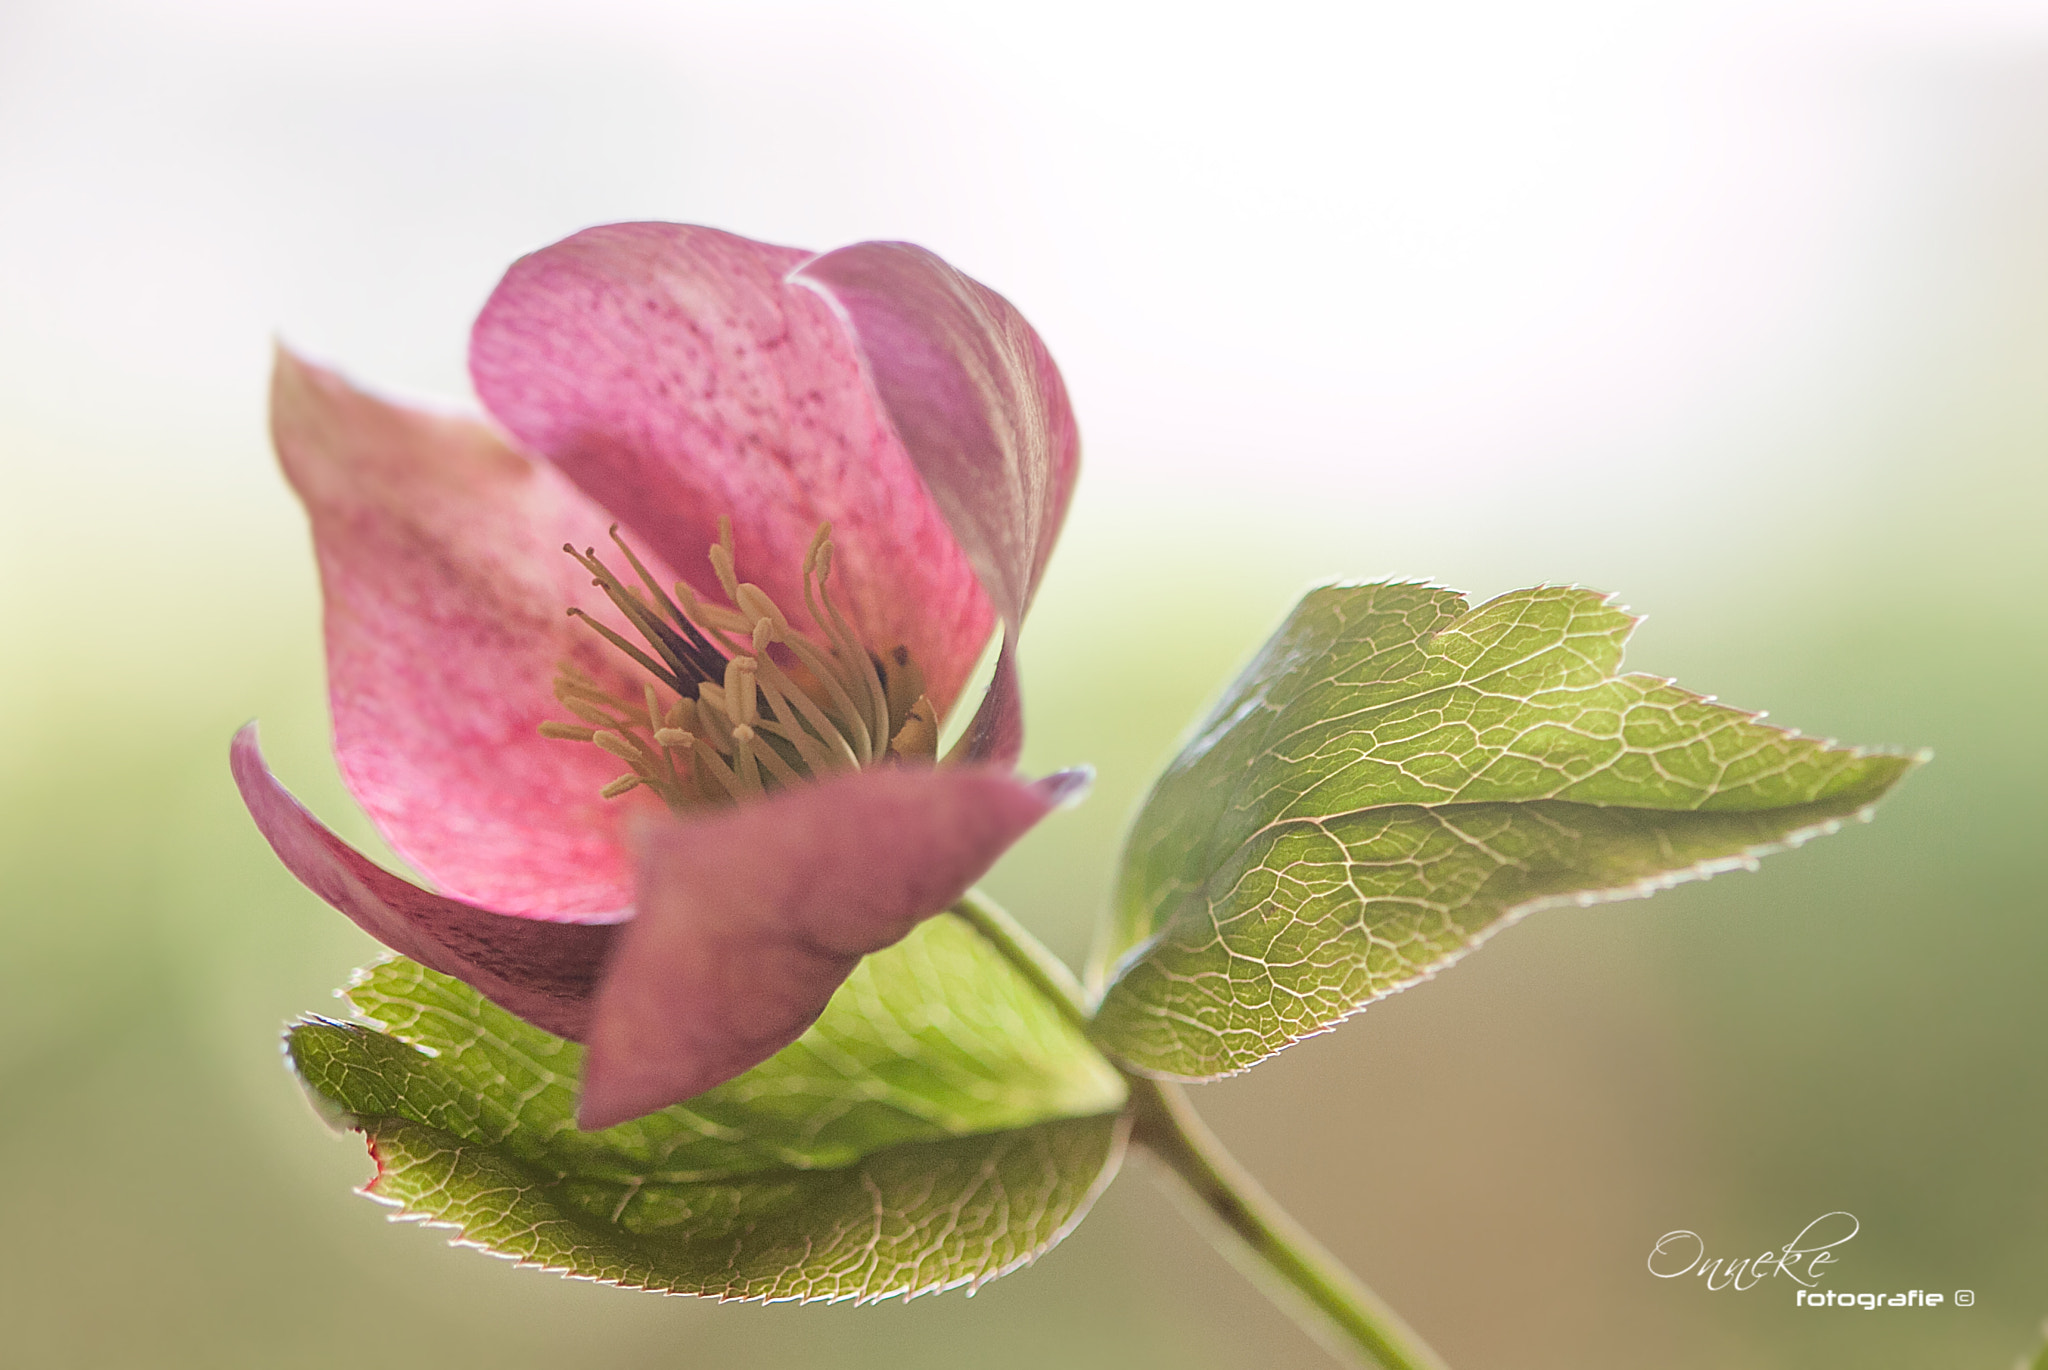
{"left": 282, "top": 1017, "right": 370, "bottom": 1135}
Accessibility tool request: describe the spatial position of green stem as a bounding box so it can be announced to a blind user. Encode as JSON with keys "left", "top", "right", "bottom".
{"left": 953, "top": 891, "right": 1449, "bottom": 1370}
{"left": 1126, "top": 1076, "right": 1451, "bottom": 1370}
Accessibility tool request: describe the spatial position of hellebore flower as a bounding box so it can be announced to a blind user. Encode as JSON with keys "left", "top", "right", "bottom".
{"left": 233, "top": 224, "right": 1082, "bottom": 1129}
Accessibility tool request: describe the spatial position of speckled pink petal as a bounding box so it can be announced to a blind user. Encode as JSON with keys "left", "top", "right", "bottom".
{"left": 792, "top": 242, "right": 1081, "bottom": 762}
{"left": 791, "top": 241, "right": 1080, "bottom": 629}
{"left": 272, "top": 347, "right": 676, "bottom": 918}
{"left": 575, "top": 764, "right": 1088, "bottom": 1130}
{"left": 468, "top": 223, "right": 996, "bottom": 717}
{"left": 232, "top": 726, "right": 615, "bottom": 1040}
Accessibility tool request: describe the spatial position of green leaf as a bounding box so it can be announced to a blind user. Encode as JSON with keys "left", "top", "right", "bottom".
{"left": 1091, "top": 583, "right": 1921, "bottom": 1079}
{"left": 288, "top": 910, "right": 1129, "bottom": 1299}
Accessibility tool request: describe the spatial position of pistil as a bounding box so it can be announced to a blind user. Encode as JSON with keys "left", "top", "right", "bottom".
{"left": 541, "top": 521, "right": 939, "bottom": 810}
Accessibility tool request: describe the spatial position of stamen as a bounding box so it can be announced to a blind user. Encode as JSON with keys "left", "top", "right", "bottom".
{"left": 734, "top": 583, "right": 786, "bottom": 633}
{"left": 737, "top": 724, "right": 804, "bottom": 787}
{"left": 708, "top": 516, "right": 741, "bottom": 603}
{"left": 725, "top": 657, "right": 759, "bottom": 728}
{"left": 671, "top": 579, "right": 752, "bottom": 655}
{"left": 694, "top": 684, "right": 737, "bottom": 752}
{"left": 744, "top": 621, "right": 863, "bottom": 767}
{"left": 689, "top": 735, "right": 746, "bottom": 802}
{"left": 753, "top": 663, "right": 858, "bottom": 771}
{"left": 729, "top": 723, "right": 764, "bottom": 794}
{"left": 542, "top": 519, "right": 945, "bottom": 812}
{"left": 592, "top": 730, "right": 651, "bottom": 767}
{"left": 802, "top": 533, "right": 891, "bottom": 746}
{"left": 804, "top": 522, "right": 833, "bottom": 570}
{"left": 557, "top": 691, "right": 628, "bottom": 730}
{"left": 755, "top": 617, "right": 871, "bottom": 764}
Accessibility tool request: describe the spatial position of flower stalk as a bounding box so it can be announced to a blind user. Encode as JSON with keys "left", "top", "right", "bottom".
{"left": 1124, "top": 1076, "right": 1451, "bottom": 1370}
{"left": 953, "top": 890, "right": 1450, "bottom": 1370}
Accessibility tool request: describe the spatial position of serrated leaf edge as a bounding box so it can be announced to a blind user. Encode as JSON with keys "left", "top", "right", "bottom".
{"left": 345, "top": 1110, "right": 1133, "bottom": 1304}
{"left": 1108, "top": 796, "right": 1905, "bottom": 1084}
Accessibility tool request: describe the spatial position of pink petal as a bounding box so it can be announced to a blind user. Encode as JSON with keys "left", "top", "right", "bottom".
{"left": 231, "top": 726, "right": 615, "bottom": 1040}
{"left": 575, "top": 764, "right": 1084, "bottom": 1130}
{"left": 468, "top": 223, "right": 997, "bottom": 715}
{"left": 954, "top": 640, "right": 1024, "bottom": 765}
{"left": 791, "top": 242, "right": 1080, "bottom": 630}
{"left": 274, "top": 349, "right": 680, "bottom": 918}
{"left": 791, "top": 242, "right": 1081, "bottom": 762}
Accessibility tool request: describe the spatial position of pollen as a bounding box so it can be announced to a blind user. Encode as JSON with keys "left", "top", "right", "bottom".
{"left": 540, "top": 520, "right": 938, "bottom": 810}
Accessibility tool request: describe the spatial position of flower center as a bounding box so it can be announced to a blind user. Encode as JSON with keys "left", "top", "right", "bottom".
{"left": 540, "top": 521, "right": 938, "bottom": 810}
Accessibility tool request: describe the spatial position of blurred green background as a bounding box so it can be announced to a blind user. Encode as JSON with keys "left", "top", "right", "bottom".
{"left": 4, "top": 2, "right": 2047, "bottom": 1366}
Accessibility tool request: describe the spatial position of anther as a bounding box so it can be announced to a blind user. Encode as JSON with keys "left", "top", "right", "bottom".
{"left": 592, "top": 730, "right": 647, "bottom": 765}
{"left": 708, "top": 517, "right": 741, "bottom": 602}
{"left": 724, "top": 656, "right": 759, "bottom": 727}
{"left": 734, "top": 584, "right": 784, "bottom": 631}
{"left": 804, "top": 522, "right": 832, "bottom": 573}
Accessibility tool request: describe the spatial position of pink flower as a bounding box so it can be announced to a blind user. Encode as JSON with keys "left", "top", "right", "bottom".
{"left": 233, "top": 224, "right": 1083, "bottom": 1129}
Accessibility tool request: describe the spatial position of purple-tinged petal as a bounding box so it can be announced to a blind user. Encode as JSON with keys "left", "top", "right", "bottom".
{"left": 791, "top": 242, "right": 1080, "bottom": 629}
{"left": 1035, "top": 765, "right": 1096, "bottom": 810}
{"left": 232, "top": 726, "right": 615, "bottom": 1040}
{"left": 273, "top": 348, "right": 669, "bottom": 919}
{"left": 792, "top": 242, "right": 1081, "bottom": 763}
{"left": 956, "top": 640, "right": 1025, "bottom": 764}
{"left": 576, "top": 765, "right": 1073, "bottom": 1130}
{"left": 468, "top": 223, "right": 997, "bottom": 715}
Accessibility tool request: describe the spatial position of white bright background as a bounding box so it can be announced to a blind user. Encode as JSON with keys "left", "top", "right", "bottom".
{"left": 5, "top": 0, "right": 2043, "bottom": 537}
{"left": 4, "top": 3, "right": 2048, "bottom": 1369}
